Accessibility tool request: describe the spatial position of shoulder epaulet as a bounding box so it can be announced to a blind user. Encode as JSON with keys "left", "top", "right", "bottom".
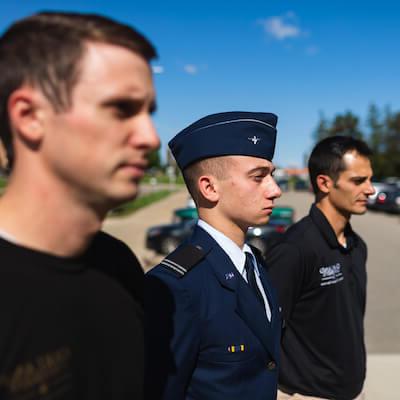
{"left": 160, "top": 244, "right": 205, "bottom": 278}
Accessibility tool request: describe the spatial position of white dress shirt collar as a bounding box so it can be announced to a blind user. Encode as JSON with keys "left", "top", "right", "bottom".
{"left": 197, "top": 219, "right": 255, "bottom": 275}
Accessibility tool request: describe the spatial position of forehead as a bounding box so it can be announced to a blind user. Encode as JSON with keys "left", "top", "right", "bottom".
{"left": 228, "top": 155, "right": 274, "bottom": 170}
{"left": 341, "top": 151, "right": 372, "bottom": 176}
{"left": 73, "top": 42, "right": 153, "bottom": 98}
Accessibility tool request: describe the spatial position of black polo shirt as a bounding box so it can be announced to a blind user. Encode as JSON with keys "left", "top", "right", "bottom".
{"left": 265, "top": 204, "right": 367, "bottom": 400}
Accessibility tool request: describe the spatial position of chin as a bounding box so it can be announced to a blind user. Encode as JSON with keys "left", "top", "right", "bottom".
{"left": 254, "top": 216, "right": 270, "bottom": 226}
{"left": 108, "top": 185, "right": 139, "bottom": 205}
{"left": 352, "top": 206, "right": 367, "bottom": 215}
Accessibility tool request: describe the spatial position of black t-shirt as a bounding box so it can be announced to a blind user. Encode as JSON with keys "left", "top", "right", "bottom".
{"left": 0, "top": 231, "right": 143, "bottom": 400}
{"left": 265, "top": 205, "right": 367, "bottom": 400}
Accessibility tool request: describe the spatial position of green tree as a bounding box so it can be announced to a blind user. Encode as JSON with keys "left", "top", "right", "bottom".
{"left": 366, "top": 104, "right": 386, "bottom": 178}
{"left": 330, "top": 111, "right": 363, "bottom": 139}
{"left": 313, "top": 112, "right": 330, "bottom": 142}
{"left": 384, "top": 111, "right": 400, "bottom": 177}
{"left": 147, "top": 148, "right": 162, "bottom": 170}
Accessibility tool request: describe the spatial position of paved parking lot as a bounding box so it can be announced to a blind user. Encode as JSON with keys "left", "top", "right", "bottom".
{"left": 103, "top": 187, "right": 400, "bottom": 399}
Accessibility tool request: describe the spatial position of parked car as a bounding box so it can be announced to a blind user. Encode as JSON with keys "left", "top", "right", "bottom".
{"left": 146, "top": 218, "right": 197, "bottom": 254}
{"left": 276, "top": 178, "right": 289, "bottom": 192}
{"left": 146, "top": 205, "right": 294, "bottom": 256}
{"left": 367, "top": 181, "right": 393, "bottom": 208}
{"left": 372, "top": 187, "right": 400, "bottom": 214}
{"left": 173, "top": 206, "right": 294, "bottom": 225}
{"left": 294, "top": 179, "right": 310, "bottom": 191}
{"left": 172, "top": 207, "right": 198, "bottom": 222}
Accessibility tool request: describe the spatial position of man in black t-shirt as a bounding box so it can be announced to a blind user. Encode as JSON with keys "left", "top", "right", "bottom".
{"left": 265, "top": 136, "right": 375, "bottom": 400}
{"left": 0, "top": 12, "right": 159, "bottom": 399}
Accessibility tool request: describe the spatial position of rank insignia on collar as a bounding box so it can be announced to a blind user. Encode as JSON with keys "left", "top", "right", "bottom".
{"left": 225, "top": 272, "right": 235, "bottom": 280}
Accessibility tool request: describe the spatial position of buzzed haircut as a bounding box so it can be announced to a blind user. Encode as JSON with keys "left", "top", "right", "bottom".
{"left": 308, "top": 135, "right": 372, "bottom": 194}
{"left": 0, "top": 11, "right": 157, "bottom": 169}
{"left": 183, "top": 157, "right": 231, "bottom": 204}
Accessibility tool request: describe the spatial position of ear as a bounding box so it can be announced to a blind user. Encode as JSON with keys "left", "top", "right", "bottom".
{"left": 7, "top": 87, "right": 45, "bottom": 144}
{"left": 198, "top": 174, "right": 220, "bottom": 203}
{"left": 316, "top": 174, "right": 333, "bottom": 194}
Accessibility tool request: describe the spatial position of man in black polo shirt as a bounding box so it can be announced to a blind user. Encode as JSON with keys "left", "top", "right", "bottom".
{"left": 265, "top": 136, "right": 375, "bottom": 400}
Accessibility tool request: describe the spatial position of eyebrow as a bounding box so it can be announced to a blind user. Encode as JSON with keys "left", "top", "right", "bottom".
{"left": 247, "top": 166, "right": 275, "bottom": 175}
{"left": 350, "top": 176, "right": 368, "bottom": 181}
{"left": 101, "top": 96, "right": 157, "bottom": 114}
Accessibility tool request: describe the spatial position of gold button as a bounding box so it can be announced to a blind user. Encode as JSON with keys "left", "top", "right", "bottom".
{"left": 267, "top": 361, "right": 276, "bottom": 370}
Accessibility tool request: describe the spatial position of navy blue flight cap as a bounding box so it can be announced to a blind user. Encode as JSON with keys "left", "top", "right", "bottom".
{"left": 168, "top": 111, "right": 278, "bottom": 170}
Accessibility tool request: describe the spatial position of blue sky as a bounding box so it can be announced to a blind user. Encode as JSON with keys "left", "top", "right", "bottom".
{"left": 1, "top": 1, "right": 399, "bottom": 167}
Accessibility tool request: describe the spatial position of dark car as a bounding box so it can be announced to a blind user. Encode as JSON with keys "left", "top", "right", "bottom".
{"left": 367, "top": 181, "right": 394, "bottom": 209}
{"left": 173, "top": 206, "right": 294, "bottom": 225}
{"left": 372, "top": 188, "right": 400, "bottom": 214}
{"left": 146, "top": 218, "right": 197, "bottom": 255}
{"left": 146, "top": 207, "right": 293, "bottom": 256}
{"left": 294, "top": 179, "right": 310, "bottom": 191}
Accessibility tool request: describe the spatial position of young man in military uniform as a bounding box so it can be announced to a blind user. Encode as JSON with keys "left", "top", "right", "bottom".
{"left": 0, "top": 12, "right": 159, "bottom": 399}
{"left": 145, "top": 112, "right": 282, "bottom": 400}
{"left": 265, "top": 136, "right": 375, "bottom": 400}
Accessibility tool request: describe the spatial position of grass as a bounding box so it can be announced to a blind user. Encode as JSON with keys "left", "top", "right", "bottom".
{"left": 0, "top": 176, "right": 7, "bottom": 195}
{"left": 0, "top": 176, "right": 7, "bottom": 189}
{"left": 109, "top": 189, "right": 173, "bottom": 217}
{"left": 141, "top": 174, "right": 185, "bottom": 185}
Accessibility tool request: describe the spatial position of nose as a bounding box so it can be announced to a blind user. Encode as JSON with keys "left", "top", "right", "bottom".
{"left": 267, "top": 177, "right": 282, "bottom": 199}
{"left": 129, "top": 113, "right": 160, "bottom": 151}
{"left": 365, "top": 181, "right": 376, "bottom": 196}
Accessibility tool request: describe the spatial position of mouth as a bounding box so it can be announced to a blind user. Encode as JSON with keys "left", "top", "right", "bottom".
{"left": 118, "top": 161, "right": 148, "bottom": 178}
{"left": 263, "top": 206, "right": 274, "bottom": 215}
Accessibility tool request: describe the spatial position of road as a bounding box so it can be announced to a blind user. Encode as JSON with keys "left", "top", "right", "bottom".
{"left": 103, "top": 187, "right": 400, "bottom": 399}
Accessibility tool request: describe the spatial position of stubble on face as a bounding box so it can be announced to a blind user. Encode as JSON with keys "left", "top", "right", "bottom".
{"left": 331, "top": 152, "right": 374, "bottom": 216}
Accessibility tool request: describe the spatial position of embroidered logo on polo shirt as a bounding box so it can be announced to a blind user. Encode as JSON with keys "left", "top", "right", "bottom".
{"left": 319, "top": 263, "right": 344, "bottom": 286}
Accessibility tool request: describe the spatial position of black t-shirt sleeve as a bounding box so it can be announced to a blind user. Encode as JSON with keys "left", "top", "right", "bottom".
{"left": 85, "top": 231, "right": 144, "bottom": 306}
{"left": 264, "top": 242, "right": 304, "bottom": 320}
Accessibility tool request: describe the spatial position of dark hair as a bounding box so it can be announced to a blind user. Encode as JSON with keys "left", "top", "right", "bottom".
{"left": 308, "top": 136, "right": 372, "bottom": 194}
{"left": 182, "top": 156, "right": 232, "bottom": 206}
{"left": 0, "top": 11, "right": 157, "bottom": 168}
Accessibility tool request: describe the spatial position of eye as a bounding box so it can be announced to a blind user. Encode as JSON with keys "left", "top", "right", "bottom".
{"left": 353, "top": 178, "right": 366, "bottom": 185}
{"left": 253, "top": 175, "right": 264, "bottom": 182}
{"left": 112, "top": 100, "right": 141, "bottom": 119}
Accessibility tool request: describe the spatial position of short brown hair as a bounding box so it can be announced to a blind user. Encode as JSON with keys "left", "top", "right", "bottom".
{"left": 0, "top": 11, "right": 157, "bottom": 169}
{"left": 183, "top": 157, "right": 231, "bottom": 204}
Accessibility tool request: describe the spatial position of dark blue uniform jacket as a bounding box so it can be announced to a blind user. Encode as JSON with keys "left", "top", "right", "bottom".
{"left": 145, "top": 225, "right": 281, "bottom": 400}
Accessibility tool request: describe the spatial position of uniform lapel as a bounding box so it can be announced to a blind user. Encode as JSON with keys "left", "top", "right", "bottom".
{"left": 257, "top": 264, "right": 280, "bottom": 355}
{"left": 235, "top": 279, "right": 278, "bottom": 361}
{"left": 190, "top": 226, "right": 278, "bottom": 360}
{"left": 190, "top": 226, "right": 238, "bottom": 291}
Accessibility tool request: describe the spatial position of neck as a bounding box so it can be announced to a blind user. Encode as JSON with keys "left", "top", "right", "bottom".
{"left": 0, "top": 175, "right": 104, "bottom": 257}
{"left": 316, "top": 200, "right": 350, "bottom": 246}
{"left": 198, "top": 208, "right": 247, "bottom": 248}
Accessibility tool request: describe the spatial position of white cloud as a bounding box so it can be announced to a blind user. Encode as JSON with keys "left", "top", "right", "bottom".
{"left": 183, "top": 64, "right": 198, "bottom": 75}
{"left": 260, "top": 12, "right": 303, "bottom": 40}
{"left": 152, "top": 65, "right": 164, "bottom": 74}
